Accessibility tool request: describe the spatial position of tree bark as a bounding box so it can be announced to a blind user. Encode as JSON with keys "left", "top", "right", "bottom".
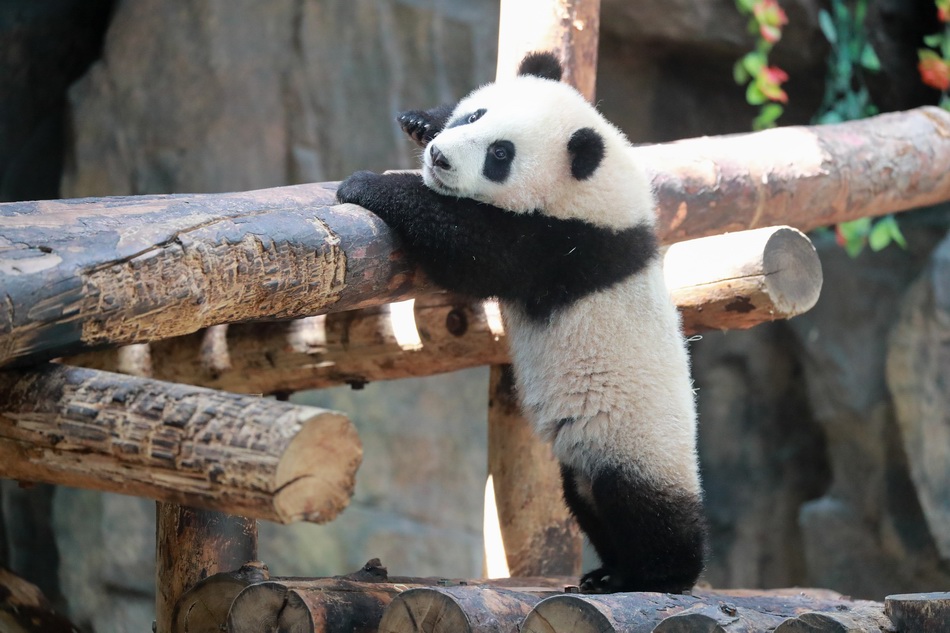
{"left": 0, "top": 363, "right": 361, "bottom": 523}
{"left": 155, "top": 507, "right": 259, "bottom": 633}
{"left": 0, "top": 108, "right": 945, "bottom": 367}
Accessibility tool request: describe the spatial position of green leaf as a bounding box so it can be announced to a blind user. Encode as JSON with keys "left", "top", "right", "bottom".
{"left": 855, "top": 0, "right": 867, "bottom": 25}
{"left": 735, "top": 0, "right": 755, "bottom": 14}
{"left": 746, "top": 82, "right": 768, "bottom": 106}
{"left": 868, "top": 218, "right": 893, "bottom": 251}
{"left": 860, "top": 44, "right": 880, "bottom": 71}
{"left": 819, "top": 9, "right": 837, "bottom": 45}
{"left": 883, "top": 215, "right": 908, "bottom": 249}
{"left": 923, "top": 34, "right": 943, "bottom": 49}
{"left": 741, "top": 51, "right": 766, "bottom": 76}
{"left": 844, "top": 236, "right": 866, "bottom": 258}
{"left": 753, "top": 103, "right": 784, "bottom": 130}
{"left": 733, "top": 60, "right": 749, "bottom": 85}
{"left": 838, "top": 216, "right": 871, "bottom": 241}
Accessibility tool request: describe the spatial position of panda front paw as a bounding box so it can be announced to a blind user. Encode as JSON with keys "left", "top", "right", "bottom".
{"left": 336, "top": 170, "right": 383, "bottom": 207}
{"left": 398, "top": 110, "right": 440, "bottom": 147}
{"left": 579, "top": 567, "right": 613, "bottom": 594}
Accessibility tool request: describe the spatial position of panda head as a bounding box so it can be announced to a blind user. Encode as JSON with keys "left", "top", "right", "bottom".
{"left": 421, "top": 52, "right": 653, "bottom": 228}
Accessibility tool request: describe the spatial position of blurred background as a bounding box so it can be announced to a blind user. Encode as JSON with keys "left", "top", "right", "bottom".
{"left": 2, "top": 1, "right": 950, "bottom": 631}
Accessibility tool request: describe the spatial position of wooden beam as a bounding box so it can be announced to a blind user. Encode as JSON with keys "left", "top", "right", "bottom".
{"left": 67, "top": 224, "right": 822, "bottom": 395}
{"left": 0, "top": 363, "right": 361, "bottom": 523}
{"left": 0, "top": 107, "right": 946, "bottom": 368}
{"left": 156, "top": 506, "right": 258, "bottom": 633}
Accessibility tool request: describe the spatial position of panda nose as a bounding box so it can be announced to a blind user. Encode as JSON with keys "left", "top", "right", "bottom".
{"left": 430, "top": 145, "right": 452, "bottom": 170}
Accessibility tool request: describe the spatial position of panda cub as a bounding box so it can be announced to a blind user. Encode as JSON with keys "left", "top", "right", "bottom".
{"left": 337, "top": 51, "right": 705, "bottom": 594}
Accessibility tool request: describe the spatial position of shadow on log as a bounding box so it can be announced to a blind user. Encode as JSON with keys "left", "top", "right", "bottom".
{"left": 2, "top": 106, "right": 946, "bottom": 367}
{"left": 0, "top": 363, "right": 361, "bottom": 523}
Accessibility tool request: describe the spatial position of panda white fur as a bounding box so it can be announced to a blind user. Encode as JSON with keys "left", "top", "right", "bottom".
{"left": 337, "top": 52, "right": 705, "bottom": 593}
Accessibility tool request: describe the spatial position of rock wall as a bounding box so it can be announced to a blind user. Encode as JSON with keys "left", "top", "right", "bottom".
{"left": 2, "top": 0, "right": 950, "bottom": 631}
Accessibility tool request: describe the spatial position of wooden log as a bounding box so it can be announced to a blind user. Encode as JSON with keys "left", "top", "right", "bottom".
{"left": 885, "top": 592, "right": 950, "bottom": 633}
{"left": 171, "top": 560, "right": 269, "bottom": 633}
{"left": 521, "top": 591, "right": 887, "bottom": 633}
{"left": 378, "top": 585, "right": 554, "bottom": 633}
{"left": 68, "top": 293, "right": 510, "bottom": 394}
{"left": 774, "top": 604, "right": 896, "bottom": 632}
{"left": 2, "top": 108, "right": 946, "bottom": 367}
{"left": 664, "top": 226, "right": 822, "bottom": 332}
{"left": 0, "top": 567, "right": 79, "bottom": 633}
{"left": 488, "top": 365, "right": 582, "bottom": 577}
{"left": 521, "top": 593, "right": 699, "bottom": 633}
{"left": 645, "top": 106, "right": 950, "bottom": 243}
{"left": 496, "top": 0, "right": 601, "bottom": 99}
{"left": 156, "top": 507, "right": 258, "bottom": 633}
{"left": 67, "top": 224, "right": 822, "bottom": 395}
{"left": 0, "top": 185, "right": 422, "bottom": 367}
{"left": 0, "top": 363, "right": 361, "bottom": 523}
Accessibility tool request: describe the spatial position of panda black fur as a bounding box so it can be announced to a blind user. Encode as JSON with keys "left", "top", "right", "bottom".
{"left": 337, "top": 51, "right": 706, "bottom": 594}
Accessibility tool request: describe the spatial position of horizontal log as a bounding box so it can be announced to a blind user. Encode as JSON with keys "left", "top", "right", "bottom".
{"left": 377, "top": 586, "right": 552, "bottom": 633}
{"left": 521, "top": 591, "right": 889, "bottom": 633}
{"left": 0, "top": 186, "right": 423, "bottom": 368}
{"left": 69, "top": 225, "right": 821, "bottom": 395}
{"left": 0, "top": 363, "right": 361, "bottom": 523}
{"left": 645, "top": 106, "right": 950, "bottom": 242}
{"left": 1, "top": 107, "right": 944, "bottom": 368}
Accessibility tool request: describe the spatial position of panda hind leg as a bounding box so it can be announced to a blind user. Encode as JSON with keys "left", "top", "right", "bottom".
{"left": 563, "top": 463, "right": 706, "bottom": 594}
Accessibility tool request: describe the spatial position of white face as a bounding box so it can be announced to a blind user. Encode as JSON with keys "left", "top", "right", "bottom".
{"left": 419, "top": 76, "right": 655, "bottom": 230}
{"left": 422, "top": 77, "right": 601, "bottom": 213}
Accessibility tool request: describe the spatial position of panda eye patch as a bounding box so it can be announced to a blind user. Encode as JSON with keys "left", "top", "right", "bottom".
{"left": 483, "top": 140, "right": 516, "bottom": 183}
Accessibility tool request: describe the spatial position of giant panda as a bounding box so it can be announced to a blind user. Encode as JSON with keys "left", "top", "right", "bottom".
{"left": 336, "top": 51, "right": 705, "bottom": 594}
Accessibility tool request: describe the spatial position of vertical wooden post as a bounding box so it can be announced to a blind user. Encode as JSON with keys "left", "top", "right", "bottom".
{"left": 487, "top": 0, "right": 601, "bottom": 578}
{"left": 155, "top": 503, "right": 258, "bottom": 633}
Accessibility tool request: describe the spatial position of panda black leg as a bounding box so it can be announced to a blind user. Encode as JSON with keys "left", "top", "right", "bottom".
{"left": 563, "top": 462, "right": 706, "bottom": 594}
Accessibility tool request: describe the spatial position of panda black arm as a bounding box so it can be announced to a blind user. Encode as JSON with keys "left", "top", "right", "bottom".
{"left": 336, "top": 171, "right": 658, "bottom": 316}
{"left": 397, "top": 103, "right": 455, "bottom": 147}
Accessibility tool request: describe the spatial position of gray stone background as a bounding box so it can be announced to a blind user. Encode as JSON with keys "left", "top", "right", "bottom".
{"left": 2, "top": 0, "right": 950, "bottom": 631}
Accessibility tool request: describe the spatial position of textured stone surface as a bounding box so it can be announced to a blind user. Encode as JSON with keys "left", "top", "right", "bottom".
{"left": 785, "top": 227, "right": 950, "bottom": 597}
{"left": 888, "top": 233, "right": 950, "bottom": 560}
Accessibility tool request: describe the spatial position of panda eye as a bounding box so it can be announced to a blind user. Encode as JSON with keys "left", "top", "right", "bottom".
{"left": 468, "top": 109, "right": 486, "bottom": 124}
{"left": 492, "top": 146, "right": 508, "bottom": 160}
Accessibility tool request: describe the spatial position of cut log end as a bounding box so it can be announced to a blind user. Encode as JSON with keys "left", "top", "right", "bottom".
{"left": 885, "top": 592, "right": 950, "bottom": 633}
{"left": 379, "top": 586, "right": 544, "bottom": 633}
{"left": 762, "top": 227, "right": 823, "bottom": 316}
{"left": 274, "top": 410, "right": 362, "bottom": 524}
{"left": 521, "top": 596, "right": 615, "bottom": 633}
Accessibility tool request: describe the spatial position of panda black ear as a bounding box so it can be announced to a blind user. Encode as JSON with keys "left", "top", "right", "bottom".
{"left": 517, "top": 51, "right": 563, "bottom": 81}
{"left": 568, "top": 127, "right": 605, "bottom": 180}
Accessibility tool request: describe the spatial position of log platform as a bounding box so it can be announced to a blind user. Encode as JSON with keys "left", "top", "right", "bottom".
{"left": 168, "top": 560, "right": 919, "bottom": 633}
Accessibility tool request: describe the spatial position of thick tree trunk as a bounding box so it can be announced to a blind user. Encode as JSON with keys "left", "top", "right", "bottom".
{"left": 1, "top": 108, "right": 945, "bottom": 368}
{"left": 0, "top": 363, "right": 361, "bottom": 523}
